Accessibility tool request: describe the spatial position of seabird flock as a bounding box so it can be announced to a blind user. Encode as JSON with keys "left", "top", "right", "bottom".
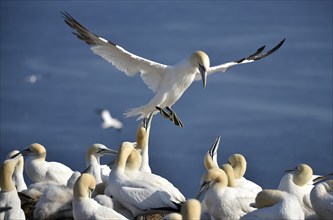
{"left": 1, "top": 11, "right": 332, "bottom": 220}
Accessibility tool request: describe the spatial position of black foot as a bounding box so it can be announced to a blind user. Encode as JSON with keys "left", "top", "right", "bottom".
{"left": 142, "top": 113, "right": 154, "bottom": 130}
{"left": 156, "top": 106, "right": 184, "bottom": 127}
{"left": 156, "top": 106, "right": 172, "bottom": 120}
{"left": 166, "top": 107, "right": 184, "bottom": 128}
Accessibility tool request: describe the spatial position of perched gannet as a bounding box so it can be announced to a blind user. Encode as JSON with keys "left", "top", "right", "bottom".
{"left": 241, "top": 189, "right": 305, "bottom": 220}
{"left": 135, "top": 113, "right": 153, "bottom": 173}
{"left": 97, "top": 109, "right": 123, "bottom": 130}
{"left": 204, "top": 136, "right": 221, "bottom": 170}
{"left": 197, "top": 168, "right": 255, "bottom": 220}
{"left": 310, "top": 180, "right": 333, "bottom": 220}
{"left": 0, "top": 159, "right": 26, "bottom": 220}
{"left": 278, "top": 163, "right": 316, "bottom": 219}
{"left": 73, "top": 173, "right": 127, "bottom": 219}
{"left": 6, "top": 150, "right": 27, "bottom": 192}
{"left": 85, "top": 143, "right": 118, "bottom": 184}
{"left": 228, "top": 154, "right": 262, "bottom": 194}
{"left": 163, "top": 199, "right": 201, "bottom": 220}
{"left": 62, "top": 12, "right": 285, "bottom": 127}
{"left": 12, "top": 143, "right": 74, "bottom": 185}
{"left": 107, "top": 142, "right": 185, "bottom": 217}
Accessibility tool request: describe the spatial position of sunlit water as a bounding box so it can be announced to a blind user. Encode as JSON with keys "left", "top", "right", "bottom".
{"left": 1, "top": 1, "right": 332, "bottom": 198}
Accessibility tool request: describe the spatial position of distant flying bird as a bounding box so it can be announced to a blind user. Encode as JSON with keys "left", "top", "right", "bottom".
{"left": 63, "top": 12, "right": 285, "bottom": 127}
{"left": 26, "top": 74, "right": 41, "bottom": 84}
{"left": 96, "top": 109, "right": 123, "bottom": 130}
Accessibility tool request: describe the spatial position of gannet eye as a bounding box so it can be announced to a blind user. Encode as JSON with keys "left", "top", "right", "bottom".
{"left": 198, "top": 63, "right": 206, "bottom": 73}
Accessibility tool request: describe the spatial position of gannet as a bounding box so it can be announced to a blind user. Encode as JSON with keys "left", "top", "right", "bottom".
{"left": 162, "top": 199, "right": 201, "bottom": 220}
{"left": 241, "top": 189, "right": 305, "bottom": 220}
{"left": 204, "top": 136, "right": 221, "bottom": 170}
{"left": 62, "top": 12, "right": 285, "bottom": 127}
{"left": 0, "top": 159, "right": 26, "bottom": 220}
{"left": 228, "top": 154, "right": 262, "bottom": 195}
{"left": 6, "top": 150, "right": 27, "bottom": 192}
{"left": 85, "top": 143, "right": 118, "bottom": 184}
{"left": 107, "top": 142, "right": 185, "bottom": 217}
{"left": 135, "top": 113, "right": 153, "bottom": 173}
{"left": 12, "top": 143, "right": 74, "bottom": 185}
{"left": 197, "top": 168, "right": 255, "bottom": 220}
{"left": 310, "top": 180, "right": 333, "bottom": 220}
{"left": 73, "top": 173, "right": 127, "bottom": 219}
{"left": 278, "top": 163, "right": 316, "bottom": 219}
{"left": 97, "top": 109, "right": 123, "bottom": 130}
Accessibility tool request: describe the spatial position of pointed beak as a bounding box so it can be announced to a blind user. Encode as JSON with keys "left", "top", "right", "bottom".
{"left": 209, "top": 136, "right": 221, "bottom": 158}
{"left": 10, "top": 148, "right": 31, "bottom": 158}
{"left": 82, "top": 164, "right": 93, "bottom": 174}
{"left": 196, "top": 181, "right": 210, "bottom": 199}
{"left": 98, "top": 148, "right": 118, "bottom": 156}
{"left": 143, "top": 113, "right": 154, "bottom": 130}
{"left": 284, "top": 168, "right": 297, "bottom": 173}
{"left": 198, "top": 63, "right": 207, "bottom": 88}
{"left": 107, "top": 159, "right": 116, "bottom": 168}
{"left": 313, "top": 173, "right": 333, "bottom": 184}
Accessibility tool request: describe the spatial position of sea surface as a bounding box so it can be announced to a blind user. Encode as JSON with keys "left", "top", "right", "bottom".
{"left": 1, "top": 1, "right": 332, "bottom": 198}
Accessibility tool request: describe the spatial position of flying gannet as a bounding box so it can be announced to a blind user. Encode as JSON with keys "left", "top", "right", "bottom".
{"left": 96, "top": 109, "right": 123, "bottom": 130}
{"left": 63, "top": 12, "right": 285, "bottom": 127}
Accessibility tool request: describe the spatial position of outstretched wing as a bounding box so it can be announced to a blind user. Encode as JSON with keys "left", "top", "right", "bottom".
{"left": 62, "top": 12, "right": 168, "bottom": 92}
{"left": 194, "top": 39, "right": 285, "bottom": 80}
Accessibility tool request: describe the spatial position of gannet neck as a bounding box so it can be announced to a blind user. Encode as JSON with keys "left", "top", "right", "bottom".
{"left": 255, "top": 189, "right": 284, "bottom": 208}
{"left": 293, "top": 164, "right": 313, "bottom": 187}
{"left": 115, "top": 142, "right": 135, "bottom": 172}
{"left": 204, "top": 168, "right": 228, "bottom": 189}
{"left": 6, "top": 150, "right": 27, "bottom": 191}
{"left": 0, "top": 159, "right": 16, "bottom": 192}
{"left": 29, "top": 143, "right": 47, "bottom": 160}
{"left": 182, "top": 199, "right": 201, "bottom": 219}
{"left": 86, "top": 145, "right": 101, "bottom": 166}
{"left": 204, "top": 154, "right": 218, "bottom": 170}
{"left": 228, "top": 154, "right": 247, "bottom": 179}
{"left": 126, "top": 148, "right": 142, "bottom": 171}
{"left": 221, "top": 164, "right": 237, "bottom": 187}
{"left": 136, "top": 126, "right": 148, "bottom": 151}
{"left": 74, "top": 173, "right": 96, "bottom": 199}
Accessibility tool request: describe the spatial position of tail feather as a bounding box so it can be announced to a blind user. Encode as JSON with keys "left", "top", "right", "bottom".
{"left": 124, "top": 106, "right": 146, "bottom": 120}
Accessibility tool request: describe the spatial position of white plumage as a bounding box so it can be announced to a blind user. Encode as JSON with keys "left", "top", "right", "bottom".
{"left": 228, "top": 154, "right": 262, "bottom": 195}
{"left": 98, "top": 109, "right": 123, "bottom": 130}
{"left": 72, "top": 173, "right": 127, "bottom": 220}
{"left": 197, "top": 168, "right": 256, "bottom": 220}
{"left": 0, "top": 159, "right": 26, "bottom": 220}
{"left": 310, "top": 180, "right": 333, "bottom": 220}
{"left": 63, "top": 12, "right": 284, "bottom": 127}
{"left": 13, "top": 143, "right": 74, "bottom": 185}
{"left": 6, "top": 150, "right": 27, "bottom": 192}
{"left": 134, "top": 113, "right": 153, "bottom": 173}
{"left": 106, "top": 142, "right": 185, "bottom": 217}
{"left": 278, "top": 163, "right": 316, "bottom": 219}
{"left": 241, "top": 189, "right": 304, "bottom": 220}
{"left": 33, "top": 184, "right": 73, "bottom": 219}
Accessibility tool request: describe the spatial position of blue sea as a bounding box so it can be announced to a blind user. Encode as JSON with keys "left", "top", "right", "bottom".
{"left": 1, "top": 1, "right": 332, "bottom": 198}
